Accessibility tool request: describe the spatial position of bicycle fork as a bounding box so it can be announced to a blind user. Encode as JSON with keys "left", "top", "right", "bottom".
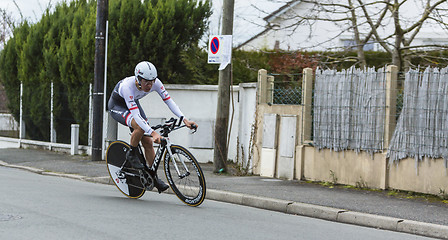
{"left": 164, "top": 139, "right": 190, "bottom": 179}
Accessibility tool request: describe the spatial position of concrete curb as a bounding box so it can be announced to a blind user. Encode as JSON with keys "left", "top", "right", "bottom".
{"left": 287, "top": 202, "right": 342, "bottom": 222}
{"left": 2, "top": 163, "right": 448, "bottom": 239}
{"left": 4, "top": 164, "right": 44, "bottom": 174}
{"left": 206, "top": 189, "right": 448, "bottom": 239}
{"left": 397, "top": 220, "right": 448, "bottom": 239}
{"left": 84, "top": 176, "right": 111, "bottom": 184}
{"left": 337, "top": 211, "right": 401, "bottom": 231}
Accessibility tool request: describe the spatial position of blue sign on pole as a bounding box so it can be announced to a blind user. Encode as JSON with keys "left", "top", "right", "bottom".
{"left": 210, "top": 37, "right": 219, "bottom": 54}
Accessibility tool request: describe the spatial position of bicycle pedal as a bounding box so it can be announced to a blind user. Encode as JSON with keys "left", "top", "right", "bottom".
{"left": 156, "top": 185, "right": 169, "bottom": 194}
{"left": 146, "top": 184, "right": 154, "bottom": 191}
{"left": 117, "top": 171, "right": 126, "bottom": 179}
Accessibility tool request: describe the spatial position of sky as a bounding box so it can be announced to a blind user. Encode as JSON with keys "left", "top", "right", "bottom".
{"left": 0, "top": 0, "right": 56, "bottom": 23}
{"left": 0, "top": 0, "right": 286, "bottom": 47}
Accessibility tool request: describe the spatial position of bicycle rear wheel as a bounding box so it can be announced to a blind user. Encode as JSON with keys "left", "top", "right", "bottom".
{"left": 163, "top": 145, "right": 206, "bottom": 207}
{"left": 106, "top": 141, "right": 145, "bottom": 199}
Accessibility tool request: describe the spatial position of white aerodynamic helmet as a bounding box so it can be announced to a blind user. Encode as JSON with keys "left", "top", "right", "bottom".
{"left": 134, "top": 61, "right": 157, "bottom": 84}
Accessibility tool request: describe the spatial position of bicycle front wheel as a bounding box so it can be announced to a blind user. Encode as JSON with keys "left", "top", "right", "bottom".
{"left": 163, "top": 145, "right": 206, "bottom": 207}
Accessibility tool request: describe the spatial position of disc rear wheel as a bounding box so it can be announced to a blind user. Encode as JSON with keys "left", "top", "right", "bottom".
{"left": 106, "top": 141, "right": 146, "bottom": 199}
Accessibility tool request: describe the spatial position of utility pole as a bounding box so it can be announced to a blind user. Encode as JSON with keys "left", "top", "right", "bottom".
{"left": 213, "top": 0, "right": 234, "bottom": 173}
{"left": 92, "top": 0, "right": 108, "bottom": 161}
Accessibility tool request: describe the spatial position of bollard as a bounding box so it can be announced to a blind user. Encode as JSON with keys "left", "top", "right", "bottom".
{"left": 71, "top": 124, "right": 80, "bottom": 155}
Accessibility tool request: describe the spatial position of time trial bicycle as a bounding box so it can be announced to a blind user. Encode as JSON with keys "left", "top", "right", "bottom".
{"left": 105, "top": 117, "right": 206, "bottom": 207}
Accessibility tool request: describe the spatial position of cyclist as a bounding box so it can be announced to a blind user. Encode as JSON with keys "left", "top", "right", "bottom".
{"left": 108, "top": 61, "right": 198, "bottom": 193}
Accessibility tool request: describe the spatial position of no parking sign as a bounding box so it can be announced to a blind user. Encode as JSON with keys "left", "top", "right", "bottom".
{"left": 208, "top": 35, "right": 232, "bottom": 70}
{"left": 210, "top": 37, "right": 220, "bottom": 54}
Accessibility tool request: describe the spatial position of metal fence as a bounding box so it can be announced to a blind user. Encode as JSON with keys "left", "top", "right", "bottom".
{"left": 268, "top": 73, "right": 302, "bottom": 105}
{"left": 0, "top": 83, "right": 93, "bottom": 145}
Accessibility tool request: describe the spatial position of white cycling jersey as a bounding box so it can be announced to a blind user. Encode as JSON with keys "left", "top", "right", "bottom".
{"left": 117, "top": 76, "right": 184, "bottom": 134}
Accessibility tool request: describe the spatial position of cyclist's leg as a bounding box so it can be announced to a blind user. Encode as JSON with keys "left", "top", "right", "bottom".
{"left": 109, "top": 92, "right": 146, "bottom": 148}
{"left": 129, "top": 119, "right": 144, "bottom": 147}
{"left": 141, "top": 134, "right": 168, "bottom": 192}
{"left": 141, "top": 135, "right": 155, "bottom": 166}
{"left": 135, "top": 103, "right": 168, "bottom": 192}
{"left": 108, "top": 94, "right": 130, "bottom": 128}
{"left": 120, "top": 119, "right": 144, "bottom": 169}
{"left": 130, "top": 100, "right": 155, "bottom": 166}
{"left": 129, "top": 100, "right": 147, "bottom": 148}
{"left": 109, "top": 97, "right": 144, "bottom": 168}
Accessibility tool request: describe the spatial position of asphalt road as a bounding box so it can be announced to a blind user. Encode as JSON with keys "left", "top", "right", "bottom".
{"left": 0, "top": 167, "right": 436, "bottom": 240}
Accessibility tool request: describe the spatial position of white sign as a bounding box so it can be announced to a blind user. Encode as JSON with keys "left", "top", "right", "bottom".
{"left": 208, "top": 35, "right": 232, "bottom": 70}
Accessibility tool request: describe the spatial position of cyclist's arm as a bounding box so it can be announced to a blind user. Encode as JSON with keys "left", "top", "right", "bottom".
{"left": 135, "top": 99, "right": 148, "bottom": 121}
{"left": 153, "top": 80, "right": 198, "bottom": 129}
{"left": 122, "top": 88, "right": 153, "bottom": 134}
{"left": 154, "top": 79, "right": 184, "bottom": 118}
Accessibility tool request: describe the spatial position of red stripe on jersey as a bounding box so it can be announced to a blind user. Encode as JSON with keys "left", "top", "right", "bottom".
{"left": 163, "top": 96, "right": 171, "bottom": 101}
{"left": 129, "top": 106, "right": 138, "bottom": 110}
{"left": 125, "top": 112, "right": 131, "bottom": 124}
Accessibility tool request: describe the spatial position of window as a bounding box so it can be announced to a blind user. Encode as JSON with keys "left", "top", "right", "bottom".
{"left": 341, "top": 39, "right": 375, "bottom": 51}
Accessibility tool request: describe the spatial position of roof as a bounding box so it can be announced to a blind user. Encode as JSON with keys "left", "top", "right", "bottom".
{"left": 263, "top": 0, "right": 301, "bottom": 23}
{"left": 236, "top": 0, "right": 301, "bottom": 49}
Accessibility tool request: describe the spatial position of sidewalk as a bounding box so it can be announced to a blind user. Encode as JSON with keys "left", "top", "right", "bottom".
{"left": 0, "top": 147, "right": 447, "bottom": 239}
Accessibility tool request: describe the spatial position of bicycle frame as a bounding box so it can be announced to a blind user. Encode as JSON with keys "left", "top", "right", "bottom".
{"left": 147, "top": 139, "right": 168, "bottom": 174}
{"left": 137, "top": 117, "right": 193, "bottom": 182}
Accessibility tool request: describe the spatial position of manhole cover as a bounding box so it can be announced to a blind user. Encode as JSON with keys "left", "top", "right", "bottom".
{"left": 0, "top": 214, "right": 22, "bottom": 221}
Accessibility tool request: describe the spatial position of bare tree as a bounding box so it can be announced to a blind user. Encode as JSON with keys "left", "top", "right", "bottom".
{"left": 253, "top": 0, "right": 448, "bottom": 70}
{"left": 248, "top": 0, "right": 391, "bottom": 67}
{"left": 360, "top": 0, "right": 448, "bottom": 70}
{"left": 0, "top": 8, "right": 15, "bottom": 49}
{"left": 0, "top": 0, "right": 56, "bottom": 49}
{"left": 299, "top": 0, "right": 392, "bottom": 67}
